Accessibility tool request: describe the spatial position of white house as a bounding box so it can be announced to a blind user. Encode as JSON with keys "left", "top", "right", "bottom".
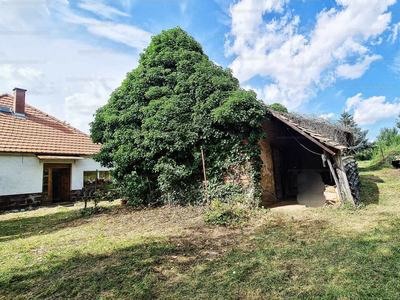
{"left": 0, "top": 88, "right": 110, "bottom": 210}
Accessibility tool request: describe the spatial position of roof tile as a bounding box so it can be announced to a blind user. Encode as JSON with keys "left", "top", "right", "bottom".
{"left": 0, "top": 94, "right": 101, "bottom": 155}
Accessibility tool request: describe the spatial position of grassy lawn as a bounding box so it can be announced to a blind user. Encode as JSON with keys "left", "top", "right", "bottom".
{"left": 1, "top": 161, "right": 400, "bottom": 299}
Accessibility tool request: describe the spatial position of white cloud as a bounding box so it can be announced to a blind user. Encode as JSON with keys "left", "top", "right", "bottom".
{"left": 388, "top": 22, "right": 400, "bottom": 43}
{"left": 0, "top": 34, "right": 138, "bottom": 133}
{"left": 318, "top": 113, "right": 335, "bottom": 120}
{"left": 225, "top": 0, "right": 395, "bottom": 109}
{"left": 335, "top": 90, "right": 343, "bottom": 98}
{"left": 0, "top": 1, "right": 150, "bottom": 133}
{"left": 345, "top": 93, "right": 363, "bottom": 112}
{"left": 65, "top": 79, "right": 113, "bottom": 132}
{"left": 346, "top": 93, "right": 400, "bottom": 125}
{"left": 336, "top": 54, "right": 382, "bottom": 79}
{"left": 392, "top": 53, "right": 400, "bottom": 74}
{"left": 371, "top": 37, "right": 383, "bottom": 46}
{"left": 60, "top": 11, "right": 153, "bottom": 50}
{"left": 77, "top": 0, "right": 130, "bottom": 19}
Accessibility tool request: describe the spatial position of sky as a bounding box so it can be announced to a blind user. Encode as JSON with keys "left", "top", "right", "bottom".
{"left": 1, "top": 0, "right": 400, "bottom": 140}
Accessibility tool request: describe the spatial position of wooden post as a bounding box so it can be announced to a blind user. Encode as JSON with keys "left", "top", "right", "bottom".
{"left": 334, "top": 155, "right": 356, "bottom": 207}
{"left": 380, "top": 146, "right": 385, "bottom": 161}
{"left": 324, "top": 152, "right": 344, "bottom": 207}
{"left": 201, "top": 148, "right": 210, "bottom": 206}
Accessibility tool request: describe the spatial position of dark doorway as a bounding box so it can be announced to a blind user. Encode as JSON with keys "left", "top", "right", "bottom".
{"left": 270, "top": 121, "right": 335, "bottom": 202}
{"left": 42, "top": 164, "right": 71, "bottom": 203}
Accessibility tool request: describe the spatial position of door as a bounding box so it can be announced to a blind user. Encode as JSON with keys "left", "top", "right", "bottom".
{"left": 60, "top": 168, "right": 71, "bottom": 202}
{"left": 42, "top": 164, "right": 71, "bottom": 203}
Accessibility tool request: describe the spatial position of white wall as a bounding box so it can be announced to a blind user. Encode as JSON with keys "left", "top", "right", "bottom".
{"left": 0, "top": 155, "right": 43, "bottom": 196}
{"left": 71, "top": 158, "right": 110, "bottom": 190}
{"left": 0, "top": 154, "right": 110, "bottom": 196}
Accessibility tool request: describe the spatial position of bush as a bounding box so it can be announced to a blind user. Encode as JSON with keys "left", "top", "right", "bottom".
{"left": 90, "top": 27, "right": 267, "bottom": 206}
{"left": 203, "top": 201, "right": 249, "bottom": 227}
{"left": 367, "top": 127, "right": 400, "bottom": 167}
{"left": 80, "top": 206, "right": 111, "bottom": 216}
{"left": 355, "top": 148, "right": 375, "bottom": 161}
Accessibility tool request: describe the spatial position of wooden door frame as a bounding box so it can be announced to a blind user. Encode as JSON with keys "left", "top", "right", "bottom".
{"left": 42, "top": 163, "right": 72, "bottom": 202}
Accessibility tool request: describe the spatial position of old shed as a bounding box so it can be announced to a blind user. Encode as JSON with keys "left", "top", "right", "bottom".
{"left": 258, "top": 108, "right": 361, "bottom": 208}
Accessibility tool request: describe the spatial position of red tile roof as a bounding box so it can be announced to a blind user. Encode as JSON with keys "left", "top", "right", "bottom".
{"left": 0, "top": 94, "right": 101, "bottom": 155}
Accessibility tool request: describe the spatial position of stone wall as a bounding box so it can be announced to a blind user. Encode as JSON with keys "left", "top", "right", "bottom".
{"left": 0, "top": 193, "right": 42, "bottom": 212}
{"left": 0, "top": 190, "right": 82, "bottom": 212}
{"left": 258, "top": 139, "right": 277, "bottom": 206}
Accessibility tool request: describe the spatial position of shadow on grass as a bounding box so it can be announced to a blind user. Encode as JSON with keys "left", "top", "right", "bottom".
{"left": 358, "top": 160, "right": 388, "bottom": 172}
{"left": 360, "top": 174, "right": 383, "bottom": 205}
{"left": 0, "top": 208, "right": 113, "bottom": 243}
{"left": 2, "top": 218, "right": 400, "bottom": 299}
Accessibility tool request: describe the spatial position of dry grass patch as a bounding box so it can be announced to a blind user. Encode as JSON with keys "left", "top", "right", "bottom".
{"left": 1, "top": 161, "right": 400, "bottom": 299}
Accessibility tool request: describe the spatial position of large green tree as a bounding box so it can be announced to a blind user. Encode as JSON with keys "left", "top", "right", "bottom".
{"left": 339, "top": 111, "right": 370, "bottom": 153}
{"left": 91, "top": 28, "right": 268, "bottom": 205}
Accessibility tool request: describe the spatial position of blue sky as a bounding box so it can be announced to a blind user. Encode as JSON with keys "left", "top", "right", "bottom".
{"left": 1, "top": 0, "right": 400, "bottom": 140}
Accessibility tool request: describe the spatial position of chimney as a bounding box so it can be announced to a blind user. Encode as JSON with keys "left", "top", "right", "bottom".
{"left": 13, "top": 88, "right": 27, "bottom": 115}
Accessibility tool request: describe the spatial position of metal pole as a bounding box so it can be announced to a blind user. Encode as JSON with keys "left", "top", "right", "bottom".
{"left": 201, "top": 148, "right": 209, "bottom": 206}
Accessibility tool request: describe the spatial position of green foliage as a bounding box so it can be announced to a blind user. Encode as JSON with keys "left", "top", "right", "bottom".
{"left": 365, "top": 127, "right": 400, "bottom": 168}
{"left": 203, "top": 200, "right": 249, "bottom": 227}
{"left": 79, "top": 206, "right": 111, "bottom": 216}
{"left": 268, "top": 103, "right": 288, "bottom": 113}
{"left": 355, "top": 147, "right": 375, "bottom": 161}
{"left": 90, "top": 27, "right": 268, "bottom": 206}
{"left": 339, "top": 111, "right": 370, "bottom": 153}
{"left": 376, "top": 127, "right": 400, "bottom": 148}
{"left": 81, "top": 182, "right": 120, "bottom": 212}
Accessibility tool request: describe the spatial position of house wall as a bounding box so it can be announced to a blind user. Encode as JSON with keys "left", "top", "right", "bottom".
{"left": 71, "top": 157, "right": 110, "bottom": 190}
{"left": 0, "top": 153, "right": 110, "bottom": 211}
{"left": 0, "top": 154, "right": 43, "bottom": 196}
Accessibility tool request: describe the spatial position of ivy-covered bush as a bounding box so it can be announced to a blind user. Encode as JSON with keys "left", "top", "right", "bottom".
{"left": 90, "top": 27, "right": 268, "bottom": 206}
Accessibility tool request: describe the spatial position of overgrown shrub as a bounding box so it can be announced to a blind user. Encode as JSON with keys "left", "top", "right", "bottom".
{"left": 203, "top": 201, "right": 249, "bottom": 227}
{"left": 368, "top": 127, "right": 400, "bottom": 167}
{"left": 90, "top": 27, "right": 268, "bottom": 206}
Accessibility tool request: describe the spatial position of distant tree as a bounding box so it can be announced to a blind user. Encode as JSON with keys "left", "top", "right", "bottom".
{"left": 339, "top": 111, "right": 370, "bottom": 153}
{"left": 268, "top": 103, "right": 288, "bottom": 113}
{"left": 90, "top": 27, "right": 268, "bottom": 206}
{"left": 397, "top": 113, "right": 400, "bottom": 129}
{"left": 376, "top": 127, "right": 400, "bottom": 148}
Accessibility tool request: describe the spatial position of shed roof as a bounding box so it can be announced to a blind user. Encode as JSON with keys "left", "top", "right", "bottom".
{"left": 0, "top": 94, "right": 101, "bottom": 155}
{"left": 267, "top": 108, "right": 351, "bottom": 155}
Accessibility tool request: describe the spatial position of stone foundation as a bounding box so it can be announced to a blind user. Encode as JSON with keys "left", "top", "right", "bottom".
{"left": 0, "top": 190, "right": 83, "bottom": 212}
{"left": 0, "top": 193, "right": 42, "bottom": 211}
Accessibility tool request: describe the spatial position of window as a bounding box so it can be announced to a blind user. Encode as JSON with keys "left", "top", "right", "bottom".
{"left": 83, "top": 171, "right": 112, "bottom": 186}
{"left": 99, "top": 171, "right": 111, "bottom": 180}
{"left": 84, "top": 171, "right": 97, "bottom": 181}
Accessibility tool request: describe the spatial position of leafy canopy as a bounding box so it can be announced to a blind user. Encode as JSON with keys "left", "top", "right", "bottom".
{"left": 268, "top": 103, "right": 288, "bottom": 114}
{"left": 376, "top": 127, "right": 400, "bottom": 148}
{"left": 90, "top": 27, "right": 268, "bottom": 205}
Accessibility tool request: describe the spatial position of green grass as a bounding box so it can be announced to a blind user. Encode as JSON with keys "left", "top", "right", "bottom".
{"left": 1, "top": 162, "right": 400, "bottom": 299}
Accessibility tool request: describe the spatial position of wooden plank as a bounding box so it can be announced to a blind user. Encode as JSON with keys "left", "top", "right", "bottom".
{"left": 324, "top": 152, "right": 344, "bottom": 207}
{"left": 270, "top": 112, "right": 337, "bottom": 156}
{"left": 334, "top": 155, "right": 356, "bottom": 207}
